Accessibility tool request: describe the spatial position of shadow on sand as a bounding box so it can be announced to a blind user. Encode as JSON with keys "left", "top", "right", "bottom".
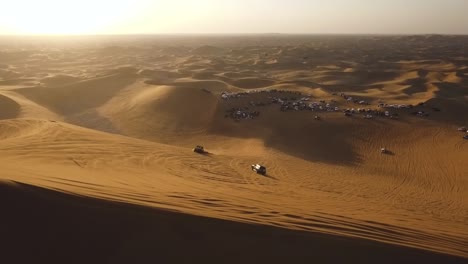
{"left": 0, "top": 182, "right": 464, "bottom": 264}
{"left": 262, "top": 173, "right": 278, "bottom": 180}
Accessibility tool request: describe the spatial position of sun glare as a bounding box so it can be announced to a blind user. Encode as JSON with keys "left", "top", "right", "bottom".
{"left": 0, "top": 0, "right": 466, "bottom": 35}
{"left": 1, "top": 0, "right": 146, "bottom": 35}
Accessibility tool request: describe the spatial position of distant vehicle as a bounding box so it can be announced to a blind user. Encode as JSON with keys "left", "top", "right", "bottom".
{"left": 458, "top": 127, "right": 467, "bottom": 132}
{"left": 464, "top": 135, "right": 468, "bottom": 140}
{"left": 251, "top": 164, "right": 267, "bottom": 175}
{"left": 344, "top": 112, "right": 352, "bottom": 117}
{"left": 193, "top": 145, "right": 207, "bottom": 154}
{"left": 381, "top": 147, "right": 388, "bottom": 154}
{"left": 314, "top": 115, "right": 321, "bottom": 120}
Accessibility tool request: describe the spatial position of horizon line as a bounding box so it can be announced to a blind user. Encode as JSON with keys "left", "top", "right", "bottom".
{"left": 1, "top": 32, "right": 468, "bottom": 37}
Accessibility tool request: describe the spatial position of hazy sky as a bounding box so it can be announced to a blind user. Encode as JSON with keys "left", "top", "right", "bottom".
{"left": 1, "top": 0, "right": 467, "bottom": 35}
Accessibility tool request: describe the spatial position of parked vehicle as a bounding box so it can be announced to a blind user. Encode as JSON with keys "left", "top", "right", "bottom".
{"left": 193, "top": 145, "right": 207, "bottom": 154}
{"left": 251, "top": 164, "right": 267, "bottom": 175}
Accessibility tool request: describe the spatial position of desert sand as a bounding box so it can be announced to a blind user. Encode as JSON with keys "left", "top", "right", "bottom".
{"left": 0, "top": 34, "right": 467, "bottom": 263}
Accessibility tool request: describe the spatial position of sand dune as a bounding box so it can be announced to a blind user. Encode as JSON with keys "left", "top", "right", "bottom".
{"left": 40, "top": 74, "right": 81, "bottom": 86}
{"left": 229, "top": 77, "right": 276, "bottom": 89}
{"left": 0, "top": 35, "right": 467, "bottom": 262}
{"left": 191, "top": 45, "right": 226, "bottom": 55}
{"left": 0, "top": 94, "right": 20, "bottom": 119}
{"left": 0, "top": 90, "right": 61, "bottom": 120}
{"left": 17, "top": 73, "right": 137, "bottom": 116}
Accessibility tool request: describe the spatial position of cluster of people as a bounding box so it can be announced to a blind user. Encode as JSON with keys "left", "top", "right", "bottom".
{"left": 339, "top": 93, "right": 369, "bottom": 105}
{"left": 221, "top": 89, "right": 287, "bottom": 101}
{"left": 272, "top": 97, "right": 341, "bottom": 113}
{"left": 219, "top": 89, "right": 440, "bottom": 122}
{"left": 376, "top": 102, "right": 436, "bottom": 118}
{"left": 343, "top": 108, "right": 399, "bottom": 119}
{"left": 378, "top": 103, "right": 414, "bottom": 109}
{"left": 225, "top": 107, "right": 260, "bottom": 121}
{"left": 342, "top": 93, "right": 440, "bottom": 120}
{"left": 221, "top": 91, "right": 247, "bottom": 100}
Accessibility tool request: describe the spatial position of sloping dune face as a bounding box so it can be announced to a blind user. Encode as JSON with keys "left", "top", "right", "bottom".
{"left": 101, "top": 83, "right": 219, "bottom": 141}
{"left": 0, "top": 35, "right": 467, "bottom": 260}
{"left": 16, "top": 73, "right": 137, "bottom": 116}
{"left": 0, "top": 94, "right": 20, "bottom": 119}
{"left": 229, "top": 77, "right": 276, "bottom": 89}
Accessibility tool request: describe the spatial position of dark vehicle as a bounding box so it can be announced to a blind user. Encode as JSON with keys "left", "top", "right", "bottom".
{"left": 464, "top": 135, "right": 468, "bottom": 140}
{"left": 193, "top": 145, "right": 206, "bottom": 154}
{"left": 251, "top": 164, "right": 266, "bottom": 175}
